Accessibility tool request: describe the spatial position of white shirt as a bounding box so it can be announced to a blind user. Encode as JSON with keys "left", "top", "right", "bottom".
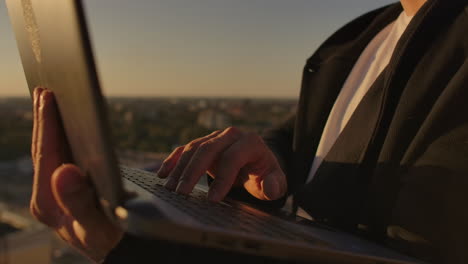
{"left": 297, "top": 12, "right": 413, "bottom": 219}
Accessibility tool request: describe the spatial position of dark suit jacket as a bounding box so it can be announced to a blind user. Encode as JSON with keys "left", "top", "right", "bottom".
{"left": 261, "top": 1, "right": 468, "bottom": 263}
{"left": 105, "top": 1, "right": 468, "bottom": 263}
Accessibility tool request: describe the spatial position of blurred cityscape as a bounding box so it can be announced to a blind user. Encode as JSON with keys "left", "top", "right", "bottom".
{"left": 0, "top": 96, "right": 296, "bottom": 263}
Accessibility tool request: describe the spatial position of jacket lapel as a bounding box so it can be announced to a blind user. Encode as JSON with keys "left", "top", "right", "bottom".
{"left": 289, "top": 4, "right": 402, "bottom": 193}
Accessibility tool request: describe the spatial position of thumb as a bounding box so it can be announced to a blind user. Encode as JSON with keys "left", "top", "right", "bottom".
{"left": 243, "top": 167, "right": 287, "bottom": 201}
{"left": 260, "top": 169, "right": 287, "bottom": 201}
{"left": 51, "top": 164, "right": 103, "bottom": 225}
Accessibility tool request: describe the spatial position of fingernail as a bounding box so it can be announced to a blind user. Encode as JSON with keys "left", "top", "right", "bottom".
{"left": 33, "top": 87, "right": 44, "bottom": 99}
{"left": 39, "top": 91, "right": 48, "bottom": 109}
{"left": 41, "top": 89, "right": 54, "bottom": 103}
{"left": 33, "top": 88, "right": 44, "bottom": 108}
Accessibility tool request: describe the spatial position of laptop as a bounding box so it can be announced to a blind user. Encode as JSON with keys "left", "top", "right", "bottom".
{"left": 5, "top": 0, "right": 425, "bottom": 263}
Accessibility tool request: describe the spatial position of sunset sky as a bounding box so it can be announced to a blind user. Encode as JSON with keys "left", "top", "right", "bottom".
{"left": 0, "top": 0, "right": 396, "bottom": 98}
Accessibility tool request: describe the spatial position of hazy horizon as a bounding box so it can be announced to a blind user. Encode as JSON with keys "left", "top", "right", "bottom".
{"left": 0, "top": 0, "right": 396, "bottom": 98}
{"left": 0, "top": 94, "right": 300, "bottom": 100}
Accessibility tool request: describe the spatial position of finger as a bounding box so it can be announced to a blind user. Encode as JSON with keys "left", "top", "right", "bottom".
{"left": 207, "top": 133, "right": 264, "bottom": 202}
{"left": 156, "top": 146, "right": 185, "bottom": 179}
{"left": 164, "top": 130, "right": 222, "bottom": 191}
{"left": 30, "top": 90, "right": 66, "bottom": 225}
{"left": 175, "top": 127, "right": 243, "bottom": 195}
{"left": 156, "top": 131, "right": 222, "bottom": 179}
{"left": 243, "top": 166, "right": 286, "bottom": 201}
{"left": 31, "top": 87, "right": 44, "bottom": 163}
{"left": 51, "top": 164, "right": 111, "bottom": 229}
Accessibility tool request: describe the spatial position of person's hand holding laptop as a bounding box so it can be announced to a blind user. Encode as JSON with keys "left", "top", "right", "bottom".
{"left": 30, "top": 88, "right": 123, "bottom": 262}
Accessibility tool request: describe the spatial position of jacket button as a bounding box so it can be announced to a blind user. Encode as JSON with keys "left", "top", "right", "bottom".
{"left": 307, "top": 65, "right": 319, "bottom": 73}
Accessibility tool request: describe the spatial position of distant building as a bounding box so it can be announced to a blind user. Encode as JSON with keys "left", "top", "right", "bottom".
{"left": 225, "top": 105, "right": 245, "bottom": 118}
{"left": 123, "top": 111, "right": 134, "bottom": 124}
{"left": 113, "top": 103, "right": 124, "bottom": 112}
{"left": 0, "top": 156, "right": 32, "bottom": 173}
{"left": 197, "top": 109, "right": 231, "bottom": 130}
{"left": 21, "top": 111, "right": 33, "bottom": 121}
{"left": 16, "top": 156, "right": 33, "bottom": 175}
{"left": 197, "top": 100, "right": 208, "bottom": 109}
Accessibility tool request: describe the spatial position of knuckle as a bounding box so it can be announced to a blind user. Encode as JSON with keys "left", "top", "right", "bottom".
{"left": 224, "top": 127, "right": 242, "bottom": 138}
{"left": 174, "top": 146, "right": 185, "bottom": 153}
{"left": 245, "top": 132, "right": 262, "bottom": 143}
{"left": 197, "top": 141, "right": 214, "bottom": 154}
{"left": 184, "top": 142, "right": 197, "bottom": 152}
{"left": 210, "top": 130, "right": 222, "bottom": 136}
{"left": 179, "top": 149, "right": 193, "bottom": 161}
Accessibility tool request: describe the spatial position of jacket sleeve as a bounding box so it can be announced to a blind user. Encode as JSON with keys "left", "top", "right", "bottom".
{"left": 388, "top": 128, "right": 468, "bottom": 263}
{"left": 385, "top": 61, "right": 468, "bottom": 264}
{"left": 261, "top": 114, "right": 296, "bottom": 178}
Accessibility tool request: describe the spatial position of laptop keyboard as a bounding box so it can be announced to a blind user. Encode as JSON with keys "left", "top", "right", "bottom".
{"left": 120, "top": 166, "right": 324, "bottom": 244}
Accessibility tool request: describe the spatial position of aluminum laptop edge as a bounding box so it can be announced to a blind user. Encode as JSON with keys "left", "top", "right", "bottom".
{"left": 6, "top": 0, "right": 425, "bottom": 263}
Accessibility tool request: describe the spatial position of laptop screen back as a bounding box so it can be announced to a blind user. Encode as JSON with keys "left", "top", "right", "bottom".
{"left": 6, "top": 0, "right": 125, "bottom": 219}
